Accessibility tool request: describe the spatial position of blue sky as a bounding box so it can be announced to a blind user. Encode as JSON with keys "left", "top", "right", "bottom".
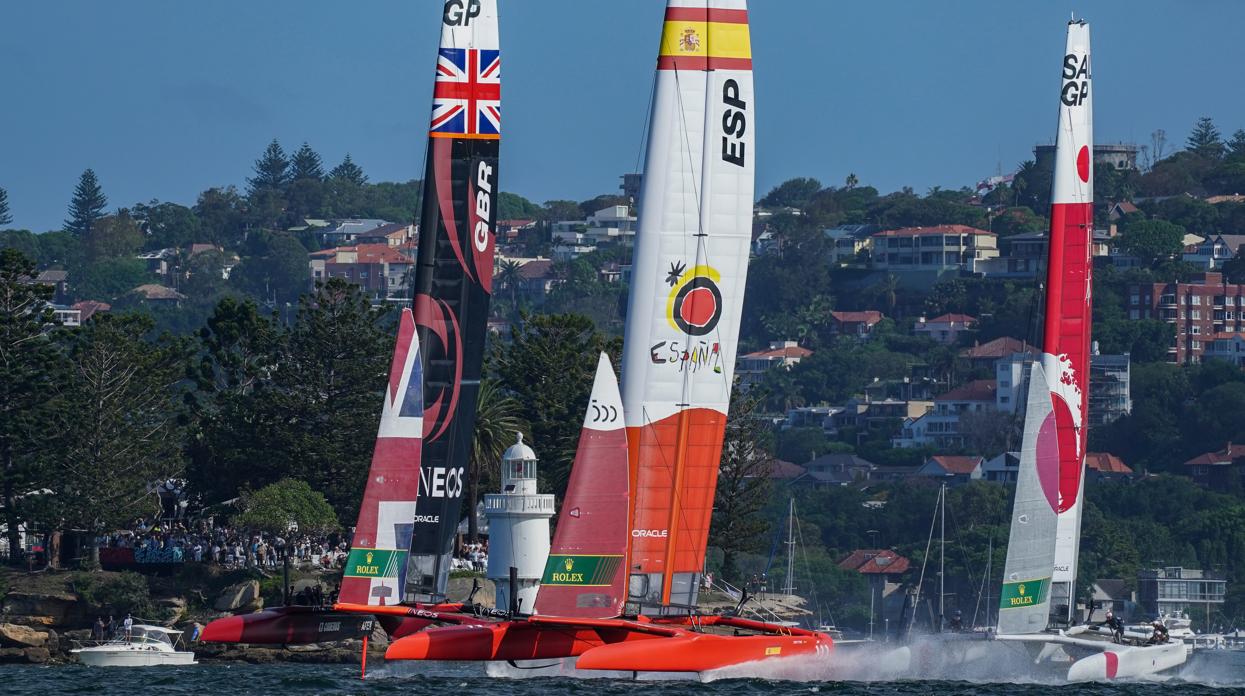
{"left": 3, "top": 1, "right": 1244, "bottom": 231}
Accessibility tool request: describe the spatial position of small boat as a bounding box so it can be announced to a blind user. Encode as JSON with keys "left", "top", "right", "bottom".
{"left": 72, "top": 625, "right": 196, "bottom": 666}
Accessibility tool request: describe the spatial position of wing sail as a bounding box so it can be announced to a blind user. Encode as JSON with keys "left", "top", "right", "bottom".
{"left": 533, "top": 354, "right": 630, "bottom": 619}
{"left": 405, "top": 0, "right": 502, "bottom": 601}
{"left": 621, "top": 0, "right": 755, "bottom": 610}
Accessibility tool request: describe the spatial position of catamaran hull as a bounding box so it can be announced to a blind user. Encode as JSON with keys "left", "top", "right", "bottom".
{"left": 198, "top": 607, "right": 387, "bottom": 645}
{"left": 574, "top": 632, "right": 833, "bottom": 673}
{"left": 384, "top": 621, "right": 649, "bottom": 661}
{"left": 1066, "top": 643, "right": 1187, "bottom": 681}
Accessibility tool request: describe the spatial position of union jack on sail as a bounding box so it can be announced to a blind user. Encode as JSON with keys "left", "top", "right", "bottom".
{"left": 430, "top": 48, "right": 501, "bottom": 137}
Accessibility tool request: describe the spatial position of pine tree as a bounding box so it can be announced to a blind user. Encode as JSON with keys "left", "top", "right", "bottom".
{"left": 64, "top": 169, "right": 108, "bottom": 236}
{"left": 247, "top": 139, "right": 291, "bottom": 196}
{"left": 1186, "top": 117, "right": 1225, "bottom": 159}
{"left": 1228, "top": 130, "right": 1245, "bottom": 161}
{"left": 0, "top": 187, "right": 11, "bottom": 226}
{"left": 328, "top": 154, "right": 368, "bottom": 186}
{"left": 290, "top": 142, "right": 325, "bottom": 181}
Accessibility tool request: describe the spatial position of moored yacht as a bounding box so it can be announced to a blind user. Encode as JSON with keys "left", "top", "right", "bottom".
{"left": 71, "top": 625, "right": 196, "bottom": 667}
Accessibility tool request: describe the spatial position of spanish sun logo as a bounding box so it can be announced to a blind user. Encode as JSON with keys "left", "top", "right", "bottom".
{"left": 665, "top": 261, "right": 723, "bottom": 337}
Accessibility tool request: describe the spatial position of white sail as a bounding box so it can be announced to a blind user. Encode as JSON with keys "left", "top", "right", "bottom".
{"left": 621, "top": 0, "right": 755, "bottom": 609}
{"left": 997, "top": 362, "right": 1060, "bottom": 635}
{"left": 1044, "top": 19, "right": 1094, "bottom": 617}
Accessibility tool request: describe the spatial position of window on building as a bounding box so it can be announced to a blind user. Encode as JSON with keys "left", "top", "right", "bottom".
{"left": 1130, "top": 294, "right": 1140, "bottom": 305}
{"left": 1130, "top": 309, "right": 1140, "bottom": 320}
{"left": 1192, "top": 326, "right": 1200, "bottom": 335}
{"left": 1192, "top": 310, "right": 1201, "bottom": 320}
{"left": 1193, "top": 295, "right": 1202, "bottom": 305}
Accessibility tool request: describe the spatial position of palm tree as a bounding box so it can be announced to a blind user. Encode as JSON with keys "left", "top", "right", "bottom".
{"left": 467, "top": 379, "right": 525, "bottom": 542}
{"left": 497, "top": 259, "right": 524, "bottom": 311}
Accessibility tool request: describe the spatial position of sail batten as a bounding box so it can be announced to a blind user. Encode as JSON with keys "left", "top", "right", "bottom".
{"left": 405, "top": 0, "right": 501, "bottom": 602}
{"left": 622, "top": 0, "right": 754, "bottom": 610}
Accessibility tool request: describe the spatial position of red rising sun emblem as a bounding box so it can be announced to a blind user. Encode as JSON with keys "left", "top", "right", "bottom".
{"left": 666, "top": 263, "right": 723, "bottom": 337}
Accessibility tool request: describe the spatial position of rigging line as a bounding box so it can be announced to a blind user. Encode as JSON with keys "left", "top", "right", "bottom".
{"left": 908, "top": 486, "right": 940, "bottom": 639}
{"left": 633, "top": 67, "right": 658, "bottom": 177}
{"left": 946, "top": 493, "right": 977, "bottom": 609}
{"left": 794, "top": 506, "right": 824, "bottom": 628}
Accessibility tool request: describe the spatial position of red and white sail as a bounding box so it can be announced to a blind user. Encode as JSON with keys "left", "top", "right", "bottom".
{"left": 621, "top": 0, "right": 755, "bottom": 610}
{"left": 340, "top": 308, "right": 424, "bottom": 606}
{"left": 1041, "top": 19, "right": 1093, "bottom": 613}
{"left": 533, "top": 354, "right": 629, "bottom": 619}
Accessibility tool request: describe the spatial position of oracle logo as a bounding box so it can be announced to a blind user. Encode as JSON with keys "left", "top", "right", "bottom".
{"left": 631, "top": 529, "right": 669, "bottom": 538}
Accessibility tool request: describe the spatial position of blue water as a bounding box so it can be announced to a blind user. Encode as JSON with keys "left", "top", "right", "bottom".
{"left": 3, "top": 664, "right": 1241, "bottom": 696}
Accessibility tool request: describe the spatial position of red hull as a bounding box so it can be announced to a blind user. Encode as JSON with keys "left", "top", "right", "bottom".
{"left": 576, "top": 631, "right": 833, "bottom": 672}
{"left": 198, "top": 607, "right": 379, "bottom": 644}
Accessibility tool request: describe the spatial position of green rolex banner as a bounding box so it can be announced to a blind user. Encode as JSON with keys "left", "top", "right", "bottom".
{"left": 343, "top": 548, "right": 406, "bottom": 579}
{"left": 541, "top": 555, "right": 623, "bottom": 586}
{"left": 999, "top": 577, "right": 1051, "bottom": 610}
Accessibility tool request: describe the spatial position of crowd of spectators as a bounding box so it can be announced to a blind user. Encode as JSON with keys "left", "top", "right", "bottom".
{"left": 98, "top": 518, "right": 350, "bottom": 570}
{"left": 451, "top": 540, "right": 488, "bottom": 572}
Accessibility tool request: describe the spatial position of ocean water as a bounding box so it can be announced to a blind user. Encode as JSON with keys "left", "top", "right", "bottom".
{"left": 5, "top": 659, "right": 1244, "bottom": 696}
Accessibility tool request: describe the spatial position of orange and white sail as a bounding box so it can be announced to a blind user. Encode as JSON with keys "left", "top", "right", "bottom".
{"left": 1041, "top": 19, "right": 1093, "bottom": 617}
{"left": 621, "top": 0, "right": 754, "bottom": 610}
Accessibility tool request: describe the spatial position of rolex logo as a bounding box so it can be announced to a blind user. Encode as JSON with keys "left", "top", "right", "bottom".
{"left": 564, "top": 558, "right": 574, "bottom": 572}
{"left": 1018, "top": 584, "right": 1026, "bottom": 596}
{"left": 366, "top": 552, "right": 374, "bottom": 565}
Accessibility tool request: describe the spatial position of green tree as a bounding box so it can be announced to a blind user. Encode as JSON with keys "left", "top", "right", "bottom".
{"left": 132, "top": 201, "right": 202, "bottom": 250}
{"left": 467, "top": 380, "right": 524, "bottom": 541}
{"left": 1228, "top": 130, "right": 1245, "bottom": 160}
{"left": 328, "top": 153, "right": 368, "bottom": 186}
{"left": 85, "top": 212, "right": 143, "bottom": 261}
{"left": 73, "top": 258, "right": 151, "bottom": 302}
{"left": 193, "top": 187, "right": 247, "bottom": 248}
{"left": 498, "top": 192, "right": 542, "bottom": 221}
{"left": 759, "top": 177, "right": 822, "bottom": 209}
{"left": 229, "top": 232, "right": 309, "bottom": 306}
{"left": 493, "top": 313, "right": 620, "bottom": 495}
{"left": 1186, "top": 116, "right": 1224, "bottom": 159}
{"left": 234, "top": 478, "right": 339, "bottom": 535}
{"left": 290, "top": 142, "right": 325, "bottom": 181}
{"left": 191, "top": 281, "right": 389, "bottom": 516}
{"left": 50, "top": 313, "right": 190, "bottom": 562}
{"left": 248, "top": 139, "right": 291, "bottom": 196}
{"left": 0, "top": 187, "right": 11, "bottom": 226}
{"left": 0, "top": 250, "right": 61, "bottom": 562}
{"left": 709, "top": 390, "right": 774, "bottom": 582}
{"left": 1115, "top": 219, "right": 1185, "bottom": 267}
{"left": 64, "top": 169, "right": 108, "bottom": 237}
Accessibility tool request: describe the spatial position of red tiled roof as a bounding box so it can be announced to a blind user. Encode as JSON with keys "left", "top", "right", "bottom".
{"left": 838, "top": 549, "right": 911, "bottom": 575}
{"left": 313, "top": 244, "right": 414, "bottom": 264}
{"left": 959, "top": 337, "right": 1033, "bottom": 359}
{"left": 767, "top": 460, "right": 806, "bottom": 480}
{"left": 830, "top": 310, "right": 884, "bottom": 325}
{"left": 1183, "top": 443, "right": 1245, "bottom": 467}
{"left": 743, "top": 345, "right": 813, "bottom": 360}
{"left": 72, "top": 300, "right": 111, "bottom": 321}
{"left": 923, "top": 313, "right": 977, "bottom": 325}
{"left": 518, "top": 259, "right": 555, "bottom": 280}
{"left": 935, "top": 379, "right": 996, "bottom": 402}
{"left": 872, "top": 224, "right": 993, "bottom": 238}
{"left": 1085, "top": 453, "right": 1133, "bottom": 474}
{"left": 930, "top": 455, "right": 983, "bottom": 475}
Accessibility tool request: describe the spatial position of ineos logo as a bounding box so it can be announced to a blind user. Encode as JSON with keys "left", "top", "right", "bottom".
{"left": 720, "top": 78, "right": 747, "bottom": 167}
{"left": 473, "top": 161, "right": 494, "bottom": 253}
{"left": 419, "top": 466, "right": 465, "bottom": 498}
{"left": 443, "top": 0, "right": 481, "bottom": 26}
{"left": 1061, "top": 53, "right": 1090, "bottom": 107}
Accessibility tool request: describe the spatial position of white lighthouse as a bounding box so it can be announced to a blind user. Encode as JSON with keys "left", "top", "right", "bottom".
{"left": 484, "top": 432, "right": 554, "bottom": 614}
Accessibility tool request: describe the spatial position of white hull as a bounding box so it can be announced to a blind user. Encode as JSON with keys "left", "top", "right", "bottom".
{"left": 73, "top": 648, "right": 196, "bottom": 667}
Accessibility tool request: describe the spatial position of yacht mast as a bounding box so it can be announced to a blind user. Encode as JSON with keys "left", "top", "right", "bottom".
{"left": 784, "top": 498, "right": 796, "bottom": 596}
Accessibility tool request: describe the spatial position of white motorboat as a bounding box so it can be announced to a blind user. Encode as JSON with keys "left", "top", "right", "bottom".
{"left": 71, "top": 625, "right": 196, "bottom": 666}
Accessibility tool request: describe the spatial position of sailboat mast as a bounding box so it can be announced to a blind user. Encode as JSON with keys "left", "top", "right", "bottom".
{"left": 784, "top": 498, "right": 795, "bottom": 596}
{"left": 939, "top": 483, "right": 946, "bottom": 633}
